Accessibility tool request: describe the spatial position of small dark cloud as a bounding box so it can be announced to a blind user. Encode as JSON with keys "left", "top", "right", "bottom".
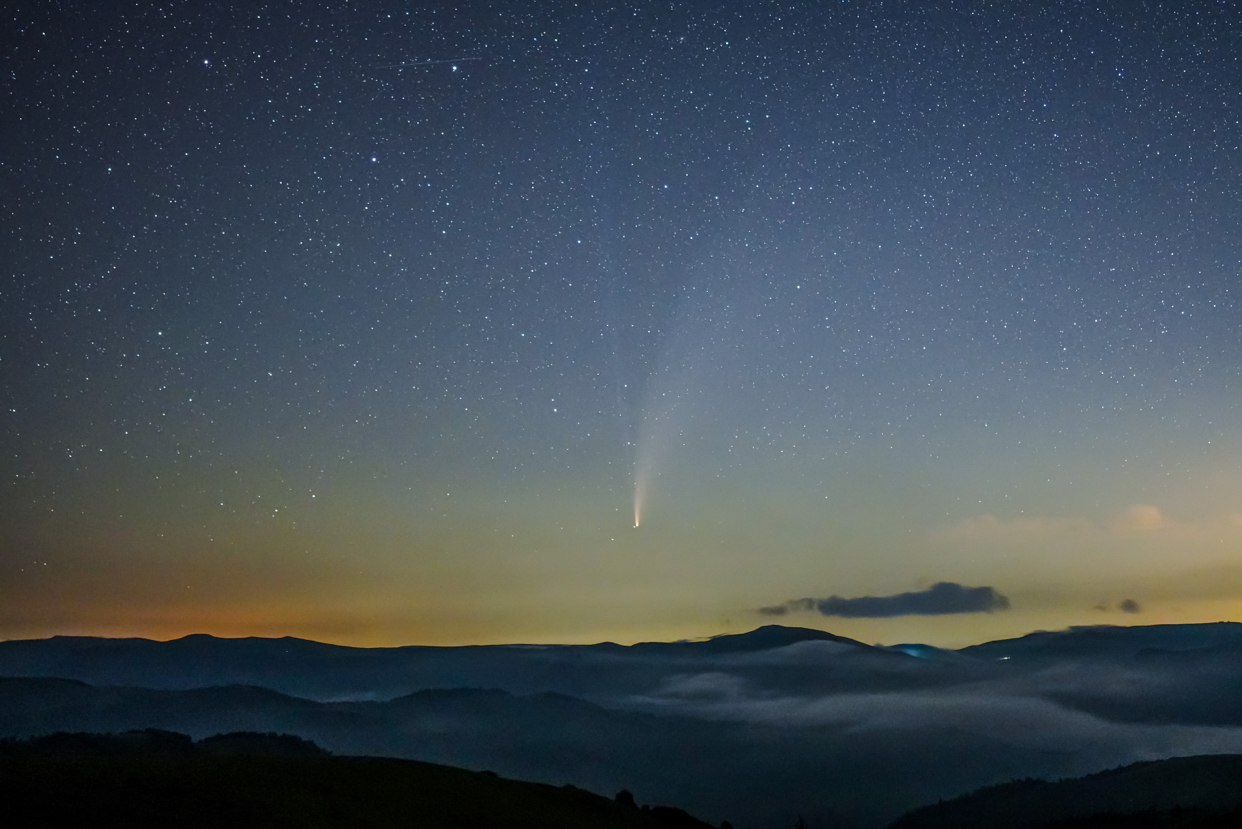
{"left": 816, "top": 582, "right": 1010, "bottom": 618}
{"left": 756, "top": 598, "right": 816, "bottom": 616}
{"left": 1119, "top": 599, "right": 1141, "bottom": 614}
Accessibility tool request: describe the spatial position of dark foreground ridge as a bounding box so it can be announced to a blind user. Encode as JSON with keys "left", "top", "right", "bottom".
{"left": 888, "top": 753, "right": 1242, "bottom": 829}
{"left": 0, "top": 730, "right": 724, "bottom": 829}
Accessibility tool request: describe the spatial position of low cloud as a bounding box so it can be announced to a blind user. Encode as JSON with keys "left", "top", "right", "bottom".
{"left": 627, "top": 654, "right": 1242, "bottom": 766}
{"left": 1095, "top": 598, "right": 1143, "bottom": 614}
{"left": 818, "top": 582, "right": 1010, "bottom": 618}
{"left": 758, "top": 598, "right": 814, "bottom": 616}
{"left": 759, "top": 582, "right": 1009, "bottom": 619}
{"left": 631, "top": 672, "right": 1242, "bottom": 763}
{"left": 654, "top": 672, "right": 748, "bottom": 701}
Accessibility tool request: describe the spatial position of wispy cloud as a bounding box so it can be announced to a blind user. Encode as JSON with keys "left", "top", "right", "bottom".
{"left": 628, "top": 661, "right": 1242, "bottom": 770}
{"left": 759, "top": 582, "right": 1009, "bottom": 619}
{"left": 925, "top": 504, "right": 1242, "bottom": 606}
{"left": 757, "top": 598, "right": 814, "bottom": 616}
{"left": 929, "top": 504, "right": 1201, "bottom": 547}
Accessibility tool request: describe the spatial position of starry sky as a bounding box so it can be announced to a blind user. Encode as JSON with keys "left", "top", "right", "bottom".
{"left": 4, "top": 0, "right": 1242, "bottom": 647}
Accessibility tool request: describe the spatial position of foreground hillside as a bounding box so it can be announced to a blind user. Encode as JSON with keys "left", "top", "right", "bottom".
{"left": 0, "top": 730, "right": 721, "bottom": 829}
{"left": 888, "top": 753, "right": 1242, "bottom": 829}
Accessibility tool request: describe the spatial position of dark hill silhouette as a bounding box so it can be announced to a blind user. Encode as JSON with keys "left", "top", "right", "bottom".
{"left": 961, "top": 622, "right": 1242, "bottom": 662}
{"left": 198, "top": 730, "right": 329, "bottom": 757}
{"left": 0, "top": 730, "right": 721, "bottom": 829}
{"left": 0, "top": 624, "right": 890, "bottom": 701}
{"left": 0, "top": 675, "right": 360, "bottom": 739}
{"left": 888, "top": 753, "right": 1242, "bottom": 829}
{"left": 957, "top": 624, "right": 1242, "bottom": 729}
{"left": 0, "top": 728, "right": 326, "bottom": 758}
{"left": 0, "top": 675, "right": 1070, "bottom": 828}
{"left": 625, "top": 625, "right": 877, "bottom": 654}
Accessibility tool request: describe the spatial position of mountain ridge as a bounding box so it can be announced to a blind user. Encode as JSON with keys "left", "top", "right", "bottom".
{"left": 888, "top": 753, "right": 1242, "bottom": 829}
{"left": 0, "top": 729, "right": 721, "bottom": 829}
{"left": 5, "top": 622, "right": 1242, "bottom": 828}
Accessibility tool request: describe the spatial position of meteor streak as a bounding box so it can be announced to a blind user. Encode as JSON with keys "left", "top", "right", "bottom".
{"left": 379, "top": 57, "right": 483, "bottom": 69}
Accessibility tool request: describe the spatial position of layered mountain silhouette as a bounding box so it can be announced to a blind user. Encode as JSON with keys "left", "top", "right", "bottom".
{"left": 888, "top": 753, "right": 1242, "bottom": 829}
{"left": 0, "top": 730, "right": 719, "bottom": 829}
{"left": 3, "top": 622, "right": 1242, "bottom": 828}
{"left": 960, "top": 621, "right": 1242, "bottom": 662}
{"left": 0, "top": 625, "right": 884, "bottom": 700}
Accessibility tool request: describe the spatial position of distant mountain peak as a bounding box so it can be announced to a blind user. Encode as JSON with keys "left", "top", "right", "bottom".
{"left": 631, "top": 624, "right": 873, "bottom": 654}
{"left": 716, "top": 624, "right": 865, "bottom": 646}
{"left": 960, "top": 620, "right": 1242, "bottom": 660}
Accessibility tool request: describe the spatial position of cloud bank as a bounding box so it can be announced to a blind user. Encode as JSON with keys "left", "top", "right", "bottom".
{"left": 634, "top": 670, "right": 1242, "bottom": 764}
{"left": 760, "top": 582, "right": 1010, "bottom": 618}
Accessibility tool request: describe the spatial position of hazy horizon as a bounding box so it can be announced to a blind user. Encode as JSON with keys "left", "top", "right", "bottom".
{"left": 5, "top": 615, "right": 1242, "bottom": 653}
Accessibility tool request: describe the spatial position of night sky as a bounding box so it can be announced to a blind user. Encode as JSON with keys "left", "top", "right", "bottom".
{"left": 4, "top": 0, "right": 1242, "bottom": 647}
